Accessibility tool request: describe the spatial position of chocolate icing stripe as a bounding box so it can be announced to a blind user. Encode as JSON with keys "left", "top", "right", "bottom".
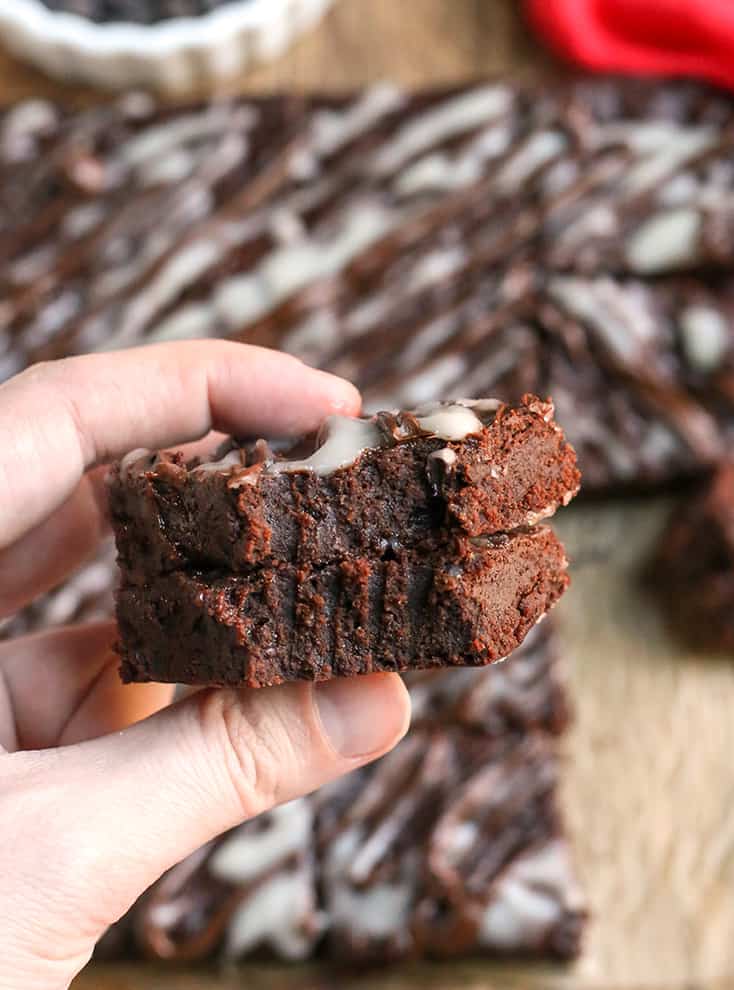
{"left": 319, "top": 729, "right": 585, "bottom": 962}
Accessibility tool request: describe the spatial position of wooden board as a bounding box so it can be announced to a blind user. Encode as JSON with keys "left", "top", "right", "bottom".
{"left": 2, "top": 2, "right": 733, "bottom": 987}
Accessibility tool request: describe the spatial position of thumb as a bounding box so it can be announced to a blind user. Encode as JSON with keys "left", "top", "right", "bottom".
{"left": 0, "top": 674, "right": 410, "bottom": 987}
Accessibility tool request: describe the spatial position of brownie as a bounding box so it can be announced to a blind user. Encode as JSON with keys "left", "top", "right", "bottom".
{"left": 648, "top": 461, "right": 734, "bottom": 651}
{"left": 100, "top": 620, "right": 584, "bottom": 964}
{"left": 117, "top": 528, "right": 569, "bottom": 688}
{"left": 109, "top": 395, "right": 580, "bottom": 576}
{"left": 4, "top": 81, "right": 734, "bottom": 492}
{"left": 405, "top": 617, "right": 571, "bottom": 737}
{"left": 133, "top": 799, "right": 324, "bottom": 962}
{"left": 316, "top": 729, "right": 585, "bottom": 962}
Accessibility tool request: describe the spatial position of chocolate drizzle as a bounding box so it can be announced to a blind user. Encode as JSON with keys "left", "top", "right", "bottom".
{"left": 108, "top": 622, "right": 583, "bottom": 965}
{"left": 319, "top": 727, "right": 584, "bottom": 962}
{"left": 3, "top": 81, "right": 734, "bottom": 490}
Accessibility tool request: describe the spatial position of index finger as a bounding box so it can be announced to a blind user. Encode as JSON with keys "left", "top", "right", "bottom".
{"left": 0, "top": 340, "right": 361, "bottom": 550}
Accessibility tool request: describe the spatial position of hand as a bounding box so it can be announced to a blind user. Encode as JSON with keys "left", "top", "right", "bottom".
{"left": 0, "top": 342, "right": 410, "bottom": 990}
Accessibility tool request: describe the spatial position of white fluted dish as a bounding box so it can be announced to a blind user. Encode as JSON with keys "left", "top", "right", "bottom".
{"left": 0, "top": 0, "right": 336, "bottom": 93}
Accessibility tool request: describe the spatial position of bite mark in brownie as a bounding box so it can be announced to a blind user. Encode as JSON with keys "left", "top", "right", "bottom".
{"left": 117, "top": 529, "right": 569, "bottom": 688}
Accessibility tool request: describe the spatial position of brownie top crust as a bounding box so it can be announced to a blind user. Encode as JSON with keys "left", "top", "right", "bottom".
{"left": 120, "top": 398, "right": 504, "bottom": 482}
{"left": 110, "top": 394, "right": 579, "bottom": 575}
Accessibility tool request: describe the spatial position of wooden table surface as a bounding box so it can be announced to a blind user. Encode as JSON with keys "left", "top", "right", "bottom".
{"left": 3, "top": 2, "right": 734, "bottom": 988}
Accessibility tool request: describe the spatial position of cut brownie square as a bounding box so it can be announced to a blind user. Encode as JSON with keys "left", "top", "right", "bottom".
{"left": 133, "top": 799, "right": 324, "bottom": 962}
{"left": 405, "top": 619, "right": 571, "bottom": 737}
{"left": 648, "top": 461, "right": 734, "bottom": 651}
{"left": 320, "top": 273, "right": 728, "bottom": 491}
{"left": 109, "top": 395, "right": 579, "bottom": 576}
{"left": 316, "top": 728, "right": 585, "bottom": 962}
{"left": 99, "top": 619, "right": 584, "bottom": 964}
{"left": 116, "top": 529, "right": 569, "bottom": 688}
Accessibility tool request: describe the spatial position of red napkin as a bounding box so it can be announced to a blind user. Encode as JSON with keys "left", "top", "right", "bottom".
{"left": 526, "top": 0, "right": 734, "bottom": 91}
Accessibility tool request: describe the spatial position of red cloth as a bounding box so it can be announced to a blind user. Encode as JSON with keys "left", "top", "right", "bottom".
{"left": 526, "top": 0, "right": 734, "bottom": 91}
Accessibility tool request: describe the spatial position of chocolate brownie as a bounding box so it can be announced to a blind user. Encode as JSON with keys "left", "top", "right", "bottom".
{"left": 117, "top": 528, "right": 569, "bottom": 688}
{"left": 648, "top": 461, "right": 734, "bottom": 652}
{"left": 4, "top": 81, "right": 734, "bottom": 491}
{"left": 109, "top": 396, "right": 580, "bottom": 576}
{"left": 134, "top": 799, "right": 324, "bottom": 961}
{"left": 100, "top": 620, "right": 584, "bottom": 963}
{"left": 316, "top": 729, "right": 585, "bottom": 962}
{"left": 405, "top": 617, "right": 571, "bottom": 737}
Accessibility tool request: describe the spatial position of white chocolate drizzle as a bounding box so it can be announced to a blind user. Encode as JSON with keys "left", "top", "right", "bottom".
{"left": 266, "top": 401, "right": 487, "bottom": 476}
{"left": 625, "top": 207, "right": 701, "bottom": 274}
{"left": 210, "top": 799, "right": 313, "bottom": 884}
{"left": 371, "top": 84, "right": 512, "bottom": 177}
{"left": 268, "top": 416, "right": 384, "bottom": 476}
{"left": 480, "top": 840, "right": 584, "bottom": 950}
{"left": 192, "top": 448, "right": 246, "bottom": 474}
{"left": 428, "top": 447, "right": 457, "bottom": 469}
{"left": 680, "top": 304, "right": 731, "bottom": 372}
{"left": 410, "top": 403, "right": 483, "bottom": 440}
{"left": 167, "top": 399, "right": 495, "bottom": 482}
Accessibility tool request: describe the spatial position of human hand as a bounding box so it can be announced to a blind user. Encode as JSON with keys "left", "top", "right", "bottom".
{"left": 0, "top": 341, "right": 410, "bottom": 990}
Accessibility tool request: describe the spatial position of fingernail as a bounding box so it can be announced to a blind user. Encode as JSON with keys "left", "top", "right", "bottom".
{"left": 313, "top": 674, "right": 410, "bottom": 759}
{"left": 313, "top": 371, "right": 362, "bottom": 415}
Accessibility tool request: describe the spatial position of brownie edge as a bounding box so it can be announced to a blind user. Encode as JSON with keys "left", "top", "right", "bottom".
{"left": 648, "top": 461, "right": 734, "bottom": 651}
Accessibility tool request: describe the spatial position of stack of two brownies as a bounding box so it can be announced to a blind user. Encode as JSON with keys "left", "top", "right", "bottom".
{"left": 106, "top": 392, "right": 582, "bottom": 963}
{"left": 110, "top": 394, "right": 579, "bottom": 690}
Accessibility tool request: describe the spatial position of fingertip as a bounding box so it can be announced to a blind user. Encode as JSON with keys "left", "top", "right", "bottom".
{"left": 311, "top": 370, "right": 362, "bottom": 417}
{"left": 313, "top": 672, "right": 411, "bottom": 762}
{"left": 378, "top": 672, "right": 412, "bottom": 744}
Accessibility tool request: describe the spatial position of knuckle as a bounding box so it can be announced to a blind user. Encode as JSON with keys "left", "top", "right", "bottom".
{"left": 15, "top": 359, "right": 54, "bottom": 387}
{"left": 16, "top": 357, "right": 77, "bottom": 393}
{"left": 192, "top": 688, "right": 286, "bottom": 820}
